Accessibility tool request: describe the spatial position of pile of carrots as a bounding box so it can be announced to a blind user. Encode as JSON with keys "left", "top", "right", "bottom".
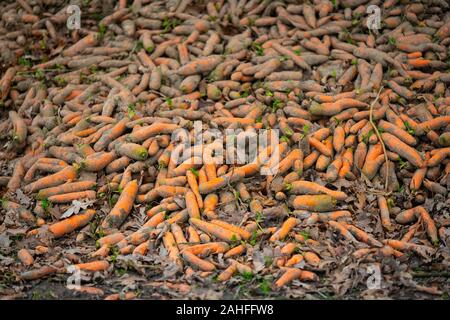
{"left": 0, "top": 0, "right": 449, "bottom": 298}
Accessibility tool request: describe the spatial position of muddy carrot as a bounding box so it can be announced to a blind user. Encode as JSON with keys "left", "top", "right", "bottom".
{"left": 101, "top": 180, "right": 138, "bottom": 230}
{"left": 210, "top": 220, "right": 252, "bottom": 240}
{"left": 190, "top": 218, "right": 241, "bottom": 242}
{"left": 270, "top": 217, "right": 298, "bottom": 242}
{"left": 291, "top": 195, "right": 336, "bottom": 212}
{"left": 287, "top": 180, "right": 347, "bottom": 200}
{"left": 381, "top": 133, "right": 424, "bottom": 167}
{"left": 24, "top": 166, "right": 78, "bottom": 193}
{"left": 18, "top": 248, "right": 34, "bottom": 266}
{"left": 48, "top": 209, "right": 96, "bottom": 238}
{"left": 73, "top": 260, "right": 109, "bottom": 272}
{"left": 187, "top": 170, "right": 203, "bottom": 209}
{"left": 377, "top": 196, "right": 392, "bottom": 230}
{"left": 163, "top": 231, "right": 183, "bottom": 268}
{"left": 416, "top": 206, "right": 439, "bottom": 244}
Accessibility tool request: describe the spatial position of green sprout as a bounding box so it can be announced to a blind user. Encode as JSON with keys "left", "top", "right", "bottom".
{"left": 251, "top": 42, "right": 264, "bottom": 56}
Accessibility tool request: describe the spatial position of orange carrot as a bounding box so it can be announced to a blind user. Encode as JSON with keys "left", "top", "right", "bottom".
{"left": 291, "top": 195, "right": 336, "bottom": 212}
{"left": 49, "top": 209, "right": 96, "bottom": 238}
{"left": 24, "top": 166, "right": 78, "bottom": 193}
{"left": 287, "top": 180, "right": 347, "bottom": 200}
{"left": 101, "top": 180, "right": 138, "bottom": 230}
{"left": 270, "top": 217, "right": 298, "bottom": 242}
{"left": 72, "top": 260, "right": 109, "bottom": 272}
{"left": 18, "top": 248, "right": 34, "bottom": 266}
{"left": 181, "top": 250, "right": 216, "bottom": 271}
{"left": 190, "top": 218, "right": 241, "bottom": 242}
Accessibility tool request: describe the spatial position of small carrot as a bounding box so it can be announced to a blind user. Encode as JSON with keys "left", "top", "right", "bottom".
{"left": 18, "top": 248, "right": 34, "bottom": 266}
{"left": 270, "top": 217, "right": 298, "bottom": 242}
{"left": 416, "top": 206, "right": 439, "bottom": 244}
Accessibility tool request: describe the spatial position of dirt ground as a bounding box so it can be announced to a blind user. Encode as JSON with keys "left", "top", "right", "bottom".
{"left": 1, "top": 0, "right": 450, "bottom": 300}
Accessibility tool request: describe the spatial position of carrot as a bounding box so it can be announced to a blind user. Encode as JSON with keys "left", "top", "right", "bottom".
{"left": 72, "top": 260, "right": 109, "bottom": 272}
{"left": 178, "top": 55, "right": 223, "bottom": 76}
{"left": 285, "top": 254, "right": 304, "bottom": 267}
{"left": 217, "top": 262, "right": 237, "bottom": 281}
{"left": 291, "top": 195, "right": 336, "bottom": 212}
{"left": 303, "top": 252, "right": 320, "bottom": 267}
{"left": 377, "top": 196, "right": 392, "bottom": 230}
{"left": 427, "top": 148, "right": 450, "bottom": 167}
{"left": 97, "top": 233, "right": 125, "bottom": 247}
{"left": 184, "top": 242, "right": 229, "bottom": 257}
{"left": 101, "top": 180, "right": 138, "bottom": 230}
{"left": 270, "top": 42, "right": 311, "bottom": 71}
{"left": 381, "top": 133, "right": 424, "bottom": 167}
{"left": 1, "top": 67, "right": 16, "bottom": 100}
{"left": 18, "top": 248, "right": 34, "bottom": 266}
{"left": 318, "top": 210, "right": 352, "bottom": 222}
{"left": 224, "top": 244, "right": 246, "bottom": 258}
{"left": 309, "top": 99, "right": 367, "bottom": 116}
{"left": 396, "top": 207, "right": 418, "bottom": 224}
{"left": 129, "top": 123, "right": 179, "bottom": 143}
{"left": 163, "top": 231, "right": 183, "bottom": 268}
{"left": 63, "top": 33, "right": 98, "bottom": 57}
{"left": 93, "top": 118, "right": 128, "bottom": 152}
{"left": 308, "top": 137, "right": 332, "bottom": 157}
{"left": 9, "top": 111, "right": 27, "bottom": 145}
{"left": 116, "top": 142, "right": 148, "bottom": 161}
{"left": 7, "top": 159, "right": 25, "bottom": 192}
{"left": 190, "top": 218, "right": 241, "bottom": 242}
{"left": 378, "top": 120, "right": 417, "bottom": 146}
{"left": 47, "top": 190, "right": 96, "bottom": 203}
{"left": 324, "top": 157, "right": 342, "bottom": 182}
{"left": 287, "top": 180, "right": 347, "bottom": 200}
{"left": 20, "top": 265, "right": 58, "bottom": 281}
{"left": 181, "top": 250, "right": 216, "bottom": 271}
{"left": 274, "top": 268, "right": 318, "bottom": 288}
{"left": 185, "top": 190, "right": 201, "bottom": 219}
{"left": 49, "top": 209, "right": 96, "bottom": 238}
{"left": 210, "top": 220, "right": 252, "bottom": 240}
{"left": 333, "top": 126, "right": 345, "bottom": 153}
{"left": 416, "top": 206, "right": 439, "bottom": 244}
{"left": 81, "top": 151, "right": 117, "bottom": 172}
{"left": 24, "top": 166, "right": 78, "bottom": 193}
{"left": 439, "top": 132, "right": 450, "bottom": 147}
{"left": 270, "top": 217, "right": 298, "bottom": 242}
{"left": 416, "top": 116, "right": 450, "bottom": 135}
{"left": 341, "top": 223, "right": 383, "bottom": 247}
{"left": 186, "top": 170, "right": 203, "bottom": 208}
{"left": 327, "top": 221, "right": 358, "bottom": 243}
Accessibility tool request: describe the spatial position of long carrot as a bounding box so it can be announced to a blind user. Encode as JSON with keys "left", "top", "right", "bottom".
{"left": 190, "top": 218, "right": 241, "bottom": 242}
{"left": 24, "top": 166, "right": 78, "bottom": 193}
{"left": 49, "top": 209, "right": 96, "bottom": 238}
{"left": 101, "top": 180, "right": 138, "bottom": 230}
